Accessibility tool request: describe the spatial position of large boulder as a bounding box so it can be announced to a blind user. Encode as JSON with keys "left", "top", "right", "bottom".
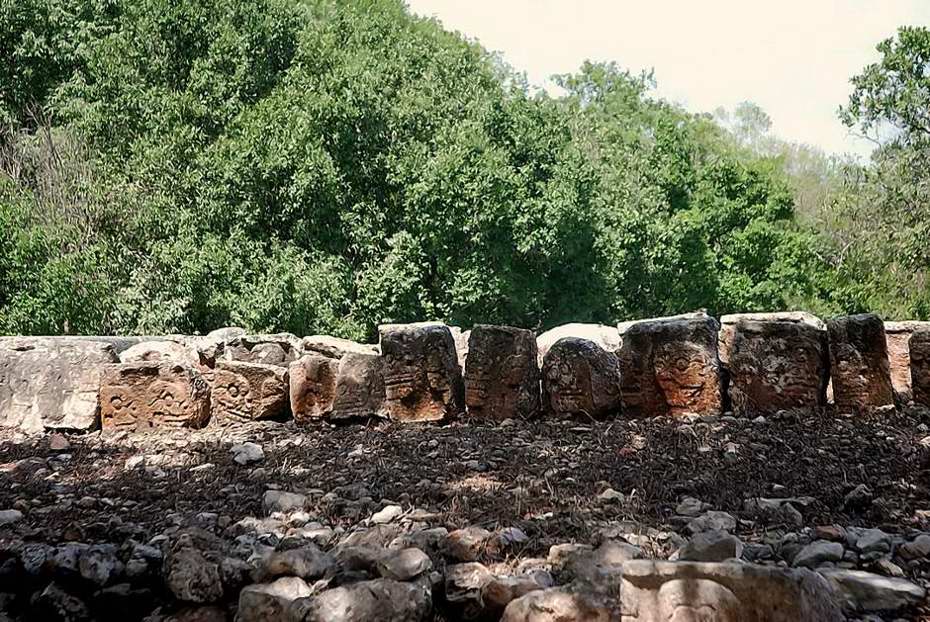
{"left": 827, "top": 314, "right": 894, "bottom": 414}
{"left": 0, "top": 337, "right": 119, "bottom": 433}
{"left": 618, "top": 316, "right": 722, "bottom": 418}
{"left": 726, "top": 320, "right": 829, "bottom": 416}
{"left": 718, "top": 312, "right": 825, "bottom": 367}
{"left": 536, "top": 324, "right": 620, "bottom": 366}
{"left": 884, "top": 321, "right": 930, "bottom": 402}
{"left": 464, "top": 325, "right": 540, "bottom": 420}
{"left": 211, "top": 360, "right": 289, "bottom": 424}
{"left": 378, "top": 323, "right": 464, "bottom": 422}
{"left": 99, "top": 362, "right": 211, "bottom": 430}
{"left": 224, "top": 333, "right": 303, "bottom": 367}
{"left": 542, "top": 337, "right": 621, "bottom": 419}
{"left": 818, "top": 568, "right": 925, "bottom": 613}
{"left": 289, "top": 354, "right": 338, "bottom": 423}
{"left": 236, "top": 577, "right": 313, "bottom": 622}
{"left": 501, "top": 587, "right": 613, "bottom": 622}
{"left": 911, "top": 329, "right": 930, "bottom": 408}
{"left": 619, "top": 560, "right": 844, "bottom": 621}
{"left": 331, "top": 353, "right": 387, "bottom": 420}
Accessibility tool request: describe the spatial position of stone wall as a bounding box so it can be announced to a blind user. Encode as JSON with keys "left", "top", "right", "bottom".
{"left": 2, "top": 313, "right": 930, "bottom": 433}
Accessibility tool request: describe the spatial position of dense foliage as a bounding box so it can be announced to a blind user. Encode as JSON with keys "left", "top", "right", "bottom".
{"left": 1, "top": 1, "right": 926, "bottom": 338}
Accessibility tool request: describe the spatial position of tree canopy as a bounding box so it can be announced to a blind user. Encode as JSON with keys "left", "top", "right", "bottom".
{"left": 1, "top": 2, "right": 926, "bottom": 337}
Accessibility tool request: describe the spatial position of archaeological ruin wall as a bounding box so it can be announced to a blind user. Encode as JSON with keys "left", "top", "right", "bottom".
{"left": 2, "top": 313, "right": 930, "bottom": 434}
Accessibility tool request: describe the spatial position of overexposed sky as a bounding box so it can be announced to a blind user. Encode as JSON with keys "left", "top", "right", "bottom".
{"left": 406, "top": 1, "right": 930, "bottom": 158}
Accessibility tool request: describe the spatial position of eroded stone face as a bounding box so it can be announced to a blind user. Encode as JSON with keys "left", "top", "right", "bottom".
{"left": 718, "top": 312, "right": 825, "bottom": 367}
{"left": 911, "top": 330, "right": 930, "bottom": 408}
{"left": 0, "top": 337, "right": 119, "bottom": 433}
{"left": 465, "top": 325, "right": 540, "bottom": 420}
{"left": 537, "top": 324, "right": 621, "bottom": 367}
{"left": 619, "top": 317, "right": 721, "bottom": 418}
{"left": 542, "top": 337, "right": 621, "bottom": 418}
{"left": 378, "top": 323, "right": 465, "bottom": 422}
{"left": 618, "top": 560, "right": 844, "bottom": 622}
{"left": 289, "top": 355, "right": 338, "bottom": 423}
{"left": 99, "top": 362, "right": 211, "bottom": 430}
{"left": 727, "top": 321, "right": 828, "bottom": 417}
{"left": 211, "top": 360, "right": 288, "bottom": 424}
{"left": 827, "top": 314, "right": 894, "bottom": 414}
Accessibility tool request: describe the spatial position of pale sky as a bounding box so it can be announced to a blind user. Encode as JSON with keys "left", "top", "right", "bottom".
{"left": 406, "top": 1, "right": 930, "bottom": 158}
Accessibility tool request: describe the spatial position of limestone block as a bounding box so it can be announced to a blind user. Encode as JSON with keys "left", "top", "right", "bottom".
{"left": 224, "top": 333, "right": 303, "bottom": 367}
{"left": 378, "top": 322, "right": 464, "bottom": 422}
{"left": 289, "top": 354, "right": 338, "bottom": 423}
{"left": 211, "top": 360, "right": 288, "bottom": 424}
{"left": 331, "top": 353, "right": 387, "bottom": 420}
{"left": 884, "top": 321, "right": 930, "bottom": 402}
{"left": 301, "top": 335, "right": 378, "bottom": 359}
{"left": 619, "top": 317, "right": 721, "bottom": 418}
{"left": 464, "top": 325, "right": 540, "bottom": 420}
{"left": 827, "top": 314, "right": 894, "bottom": 414}
{"left": 718, "top": 312, "right": 825, "bottom": 367}
{"left": 99, "top": 362, "right": 210, "bottom": 430}
{"left": 537, "top": 324, "right": 621, "bottom": 367}
{"left": 910, "top": 330, "right": 930, "bottom": 408}
{"left": 542, "top": 337, "right": 621, "bottom": 418}
{"left": 727, "top": 320, "right": 828, "bottom": 416}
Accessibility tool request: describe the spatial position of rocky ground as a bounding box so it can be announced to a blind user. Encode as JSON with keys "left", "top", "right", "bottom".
{"left": 2, "top": 407, "right": 930, "bottom": 620}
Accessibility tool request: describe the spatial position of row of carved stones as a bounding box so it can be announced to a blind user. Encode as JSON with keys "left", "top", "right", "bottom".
{"left": 96, "top": 313, "right": 930, "bottom": 430}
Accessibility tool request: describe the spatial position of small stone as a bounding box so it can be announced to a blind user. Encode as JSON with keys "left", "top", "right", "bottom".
{"left": 125, "top": 456, "right": 145, "bottom": 470}
{"left": 844, "top": 484, "right": 872, "bottom": 509}
{"left": 370, "top": 505, "right": 404, "bottom": 525}
{"left": 376, "top": 547, "right": 432, "bottom": 581}
{"left": 793, "top": 540, "right": 844, "bottom": 568}
{"left": 686, "top": 511, "right": 736, "bottom": 534}
{"left": 291, "top": 578, "right": 431, "bottom": 622}
{"left": 262, "top": 490, "right": 307, "bottom": 515}
{"left": 500, "top": 587, "right": 611, "bottom": 622}
{"left": 898, "top": 534, "right": 930, "bottom": 561}
{"left": 0, "top": 510, "right": 23, "bottom": 526}
{"left": 597, "top": 488, "right": 624, "bottom": 504}
{"left": 675, "top": 497, "right": 710, "bottom": 517}
{"left": 237, "top": 577, "right": 312, "bottom": 622}
{"left": 446, "top": 526, "right": 496, "bottom": 562}
{"left": 231, "top": 443, "right": 264, "bottom": 465}
{"left": 261, "top": 545, "right": 335, "bottom": 581}
{"left": 49, "top": 434, "right": 71, "bottom": 451}
{"left": 856, "top": 529, "right": 892, "bottom": 555}
{"left": 678, "top": 530, "right": 743, "bottom": 562}
{"left": 78, "top": 545, "right": 122, "bottom": 586}
{"left": 814, "top": 525, "right": 847, "bottom": 542}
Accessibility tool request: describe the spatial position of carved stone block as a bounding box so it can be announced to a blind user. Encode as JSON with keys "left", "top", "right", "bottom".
{"left": 827, "top": 314, "right": 894, "bottom": 414}
{"left": 536, "top": 324, "right": 621, "bottom": 367}
{"left": 301, "top": 335, "right": 378, "bottom": 359}
{"left": 910, "top": 330, "right": 930, "bottom": 408}
{"left": 289, "top": 354, "right": 339, "bottom": 423}
{"left": 619, "top": 317, "right": 722, "bottom": 418}
{"left": 464, "top": 325, "right": 540, "bottom": 420}
{"left": 542, "top": 337, "right": 621, "bottom": 418}
{"left": 211, "top": 360, "right": 288, "bottom": 424}
{"left": 618, "top": 560, "right": 844, "bottom": 622}
{"left": 331, "top": 353, "right": 387, "bottom": 420}
{"left": 718, "top": 312, "right": 824, "bottom": 367}
{"left": 0, "top": 337, "right": 119, "bottom": 433}
{"left": 885, "top": 321, "right": 930, "bottom": 402}
{"left": 727, "top": 321, "right": 828, "bottom": 416}
{"left": 99, "top": 362, "right": 211, "bottom": 430}
{"left": 378, "top": 322, "right": 465, "bottom": 422}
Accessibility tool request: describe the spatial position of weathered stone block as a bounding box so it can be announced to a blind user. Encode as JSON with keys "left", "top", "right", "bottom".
{"left": 99, "top": 362, "right": 210, "bottom": 430}
{"left": 542, "top": 337, "right": 621, "bottom": 418}
{"left": 885, "top": 321, "right": 930, "bottom": 402}
{"left": 301, "top": 335, "right": 378, "bottom": 359}
{"left": 211, "top": 360, "right": 288, "bottom": 424}
{"left": 224, "top": 333, "right": 302, "bottom": 367}
{"left": 378, "top": 323, "right": 464, "bottom": 422}
{"left": 718, "top": 312, "right": 825, "bottom": 367}
{"left": 727, "top": 320, "right": 828, "bottom": 416}
{"left": 911, "top": 330, "right": 930, "bottom": 408}
{"left": 464, "top": 325, "right": 540, "bottom": 420}
{"left": 0, "top": 337, "right": 119, "bottom": 433}
{"left": 619, "top": 560, "right": 844, "bottom": 621}
{"left": 536, "top": 324, "right": 621, "bottom": 366}
{"left": 331, "top": 353, "right": 387, "bottom": 420}
{"left": 289, "top": 354, "right": 338, "bottom": 423}
{"left": 827, "top": 314, "right": 894, "bottom": 414}
{"left": 118, "top": 339, "right": 202, "bottom": 366}
{"left": 618, "top": 317, "right": 722, "bottom": 418}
